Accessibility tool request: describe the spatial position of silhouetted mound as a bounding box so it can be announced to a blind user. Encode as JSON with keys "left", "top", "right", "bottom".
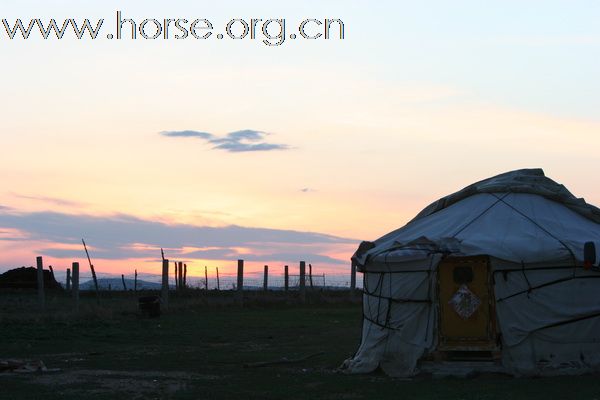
{"left": 0, "top": 267, "right": 62, "bottom": 290}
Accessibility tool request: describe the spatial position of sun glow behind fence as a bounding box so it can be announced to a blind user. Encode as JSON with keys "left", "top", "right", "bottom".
{"left": 56, "top": 269, "right": 359, "bottom": 290}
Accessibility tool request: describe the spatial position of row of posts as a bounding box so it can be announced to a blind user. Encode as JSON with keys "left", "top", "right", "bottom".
{"left": 36, "top": 256, "right": 136, "bottom": 311}
{"left": 34, "top": 256, "right": 358, "bottom": 311}
{"left": 160, "top": 259, "right": 319, "bottom": 308}
{"left": 239, "top": 260, "right": 307, "bottom": 305}
{"left": 239, "top": 260, "right": 302, "bottom": 295}
{"left": 36, "top": 256, "right": 80, "bottom": 311}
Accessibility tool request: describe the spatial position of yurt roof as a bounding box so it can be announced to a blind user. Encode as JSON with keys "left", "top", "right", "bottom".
{"left": 411, "top": 168, "right": 600, "bottom": 224}
{"left": 354, "top": 169, "right": 600, "bottom": 269}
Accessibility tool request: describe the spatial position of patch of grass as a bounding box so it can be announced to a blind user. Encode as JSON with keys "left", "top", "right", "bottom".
{"left": 1, "top": 292, "right": 600, "bottom": 399}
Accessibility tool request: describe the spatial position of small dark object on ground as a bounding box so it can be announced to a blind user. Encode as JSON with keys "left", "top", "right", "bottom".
{"left": 0, "top": 359, "right": 60, "bottom": 373}
{"left": 138, "top": 295, "right": 161, "bottom": 317}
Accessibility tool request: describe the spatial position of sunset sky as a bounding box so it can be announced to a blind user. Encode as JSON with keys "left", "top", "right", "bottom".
{"left": 1, "top": 1, "right": 599, "bottom": 285}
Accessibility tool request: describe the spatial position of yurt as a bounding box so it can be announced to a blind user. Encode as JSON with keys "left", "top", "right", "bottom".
{"left": 342, "top": 169, "right": 600, "bottom": 377}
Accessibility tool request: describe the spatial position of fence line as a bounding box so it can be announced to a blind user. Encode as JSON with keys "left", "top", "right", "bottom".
{"left": 21, "top": 258, "right": 362, "bottom": 292}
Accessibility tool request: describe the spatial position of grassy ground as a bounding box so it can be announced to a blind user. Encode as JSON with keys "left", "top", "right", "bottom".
{"left": 1, "top": 291, "right": 600, "bottom": 400}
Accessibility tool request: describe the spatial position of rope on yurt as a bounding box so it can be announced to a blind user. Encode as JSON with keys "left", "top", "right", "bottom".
{"left": 361, "top": 294, "right": 430, "bottom": 304}
{"left": 493, "top": 265, "right": 590, "bottom": 274}
{"left": 364, "top": 255, "right": 415, "bottom": 333}
{"left": 489, "top": 193, "right": 578, "bottom": 268}
{"left": 361, "top": 253, "right": 436, "bottom": 333}
{"left": 347, "top": 267, "right": 395, "bottom": 362}
{"left": 380, "top": 253, "right": 394, "bottom": 361}
{"left": 347, "top": 271, "right": 372, "bottom": 361}
{"left": 364, "top": 247, "right": 432, "bottom": 271}
{"left": 363, "top": 314, "right": 402, "bottom": 331}
{"left": 496, "top": 274, "right": 600, "bottom": 303}
{"left": 362, "top": 265, "right": 431, "bottom": 305}
{"left": 521, "top": 261, "right": 533, "bottom": 297}
{"left": 348, "top": 268, "right": 389, "bottom": 365}
{"left": 451, "top": 193, "right": 510, "bottom": 238}
{"left": 376, "top": 271, "right": 385, "bottom": 328}
{"left": 363, "top": 270, "right": 385, "bottom": 328}
{"left": 422, "top": 254, "right": 437, "bottom": 344}
{"left": 362, "top": 267, "right": 435, "bottom": 274}
{"left": 385, "top": 251, "right": 393, "bottom": 327}
{"left": 528, "top": 310, "right": 600, "bottom": 334}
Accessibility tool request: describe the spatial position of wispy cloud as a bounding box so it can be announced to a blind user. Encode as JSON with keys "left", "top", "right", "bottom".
{"left": 0, "top": 209, "right": 354, "bottom": 264}
{"left": 159, "top": 130, "right": 214, "bottom": 139}
{"left": 182, "top": 248, "right": 345, "bottom": 265}
{"left": 10, "top": 193, "right": 85, "bottom": 208}
{"left": 0, "top": 228, "right": 29, "bottom": 241}
{"left": 160, "top": 129, "right": 290, "bottom": 152}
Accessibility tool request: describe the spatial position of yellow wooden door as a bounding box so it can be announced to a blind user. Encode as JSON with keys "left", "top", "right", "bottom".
{"left": 437, "top": 256, "right": 497, "bottom": 351}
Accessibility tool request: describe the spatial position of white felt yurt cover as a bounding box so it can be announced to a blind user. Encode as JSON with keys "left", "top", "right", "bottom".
{"left": 343, "top": 169, "right": 600, "bottom": 376}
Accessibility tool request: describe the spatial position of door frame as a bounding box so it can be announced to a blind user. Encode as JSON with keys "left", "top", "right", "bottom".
{"left": 436, "top": 256, "right": 499, "bottom": 352}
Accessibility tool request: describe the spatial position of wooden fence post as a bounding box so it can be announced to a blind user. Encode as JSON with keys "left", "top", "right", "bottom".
{"left": 350, "top": 261, "right": 357, "bottom": 290}
{"left": 121, "top": 274, "right": 127, "bottom": 291}
{"left": 309, "top": 263, "right": 313, "bottom": 289}
{"left": 184, "top": 264, "right": 188, "bottom": 288}
{"left": 263, "top": 265, "right": 268, "bottom": 291}
{"left": 162, "top": 258, "right": 169, "bottom": 309}
{"left": 299, "top": 261, "right": 306, "bottom": 303}
{"left": 178, "top": 262, "right": 183, "bottom": 290}
{"left": 82, "top": 239, "right": 99, "bottom": 301}
{"left": 66, "top": 268, "right": 71, "bottom": 291}
{"left": 72, "top": 262, "right": 79, "bottom": 312}
{"left": 173, "top": 261, "right": 178, "bottom": 291}
{"left": 236, "top": 259, "right": 244, "bottom": 305}
{"left": 36, "top": 256, "right": 45, "bottom": 311}
{"left": 216, "top": 267, "right": 220, "bottom": 291}
{"left": 134, "top": 269, "right": 138, "bottom": 292}
{"left": 284, "top": 265, "right": 289, "bottom": 291}
{"left": 204, "top": 266, "right": 208, "bottom": 290}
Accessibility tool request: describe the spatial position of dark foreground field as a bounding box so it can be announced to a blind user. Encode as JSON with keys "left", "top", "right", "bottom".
{"left": 1, "top": 291, "right": 600, "bottom": 400}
